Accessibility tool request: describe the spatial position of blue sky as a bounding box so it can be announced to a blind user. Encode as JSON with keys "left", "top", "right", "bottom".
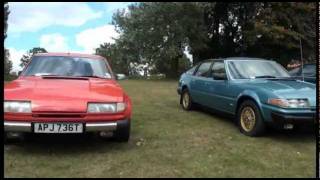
{"left": 5, "top": 2, "right": 133, "bottom": 72}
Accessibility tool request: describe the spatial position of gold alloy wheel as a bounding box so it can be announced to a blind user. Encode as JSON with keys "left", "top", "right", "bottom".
{"left": 182, "top": 92, "right": 190, "bottom": 109}
{"left": 240, "top": 106, "right": 256, "bottom": 132}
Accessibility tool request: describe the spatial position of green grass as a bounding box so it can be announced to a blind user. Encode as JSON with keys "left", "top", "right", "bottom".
{"left": 4, "top": 79, "right": 316, "bottom": 178}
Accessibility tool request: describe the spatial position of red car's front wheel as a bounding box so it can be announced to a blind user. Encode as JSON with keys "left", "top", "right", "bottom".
{"left": 112, "top": 119, "right": 131, "bottom": 142}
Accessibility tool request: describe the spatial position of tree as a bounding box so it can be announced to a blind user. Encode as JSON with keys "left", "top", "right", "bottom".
{"left": 20, "top": 47, "right": 47, "bottom": 68}
{"left": 4, "top": 2, "right": 9, "bottom": 39}
{"left": 4, "top": 2, "right": 13, "bottom": 79}
{"left": 201, "top": 2, "right": 316, "bottom": 66}
{"left": 112, "top": 2, "right": 205, "bottom": 78}
{"left": 4, "top": 49, "right": 12, "bottom": 76}
{"left": 99, "top": 2, "right": 316, "bottom": 78}
{"left": 96, "top": 42, "right": 132, "bottom": 75}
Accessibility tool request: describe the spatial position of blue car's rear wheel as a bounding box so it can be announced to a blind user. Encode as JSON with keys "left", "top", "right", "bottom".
{"left": 181, "top": 89, "right": 194, "bottom": 111}
{"left": 237, "top": 100, "right": 266, "bottom": 137}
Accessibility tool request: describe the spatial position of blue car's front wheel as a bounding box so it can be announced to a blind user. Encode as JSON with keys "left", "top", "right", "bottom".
{"left": 237, "top": 100, "right": 266, "bottom": 137}
{"left": 180, "top": 89, "right": 194, "bottom": 111}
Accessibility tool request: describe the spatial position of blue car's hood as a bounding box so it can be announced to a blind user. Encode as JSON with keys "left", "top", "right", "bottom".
{"left": 244, "top": 79, "right": 316, "bottom": 106}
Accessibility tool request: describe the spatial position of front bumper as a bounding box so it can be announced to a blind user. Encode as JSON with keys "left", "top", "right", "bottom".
{"left": 4, "top": 120, "right": 127, "bottom": 133}
{"left": 271, "top": 111, "right": 316, "bottom": 125}
{"left": 261, "top": 104, "right": 316, "bottom": 125}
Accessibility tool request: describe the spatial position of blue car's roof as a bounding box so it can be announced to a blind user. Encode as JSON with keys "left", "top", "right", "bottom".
{"left": 206, "top": 57, "right": 273, "bottom": 62}
{"left": 226, "top": 57, "right": 269, "bottom": 61}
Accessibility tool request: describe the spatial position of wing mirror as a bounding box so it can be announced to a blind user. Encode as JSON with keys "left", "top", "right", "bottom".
{"left": 116, "top": 74, "right": 127, "bottom": 80}
{"left": 212, "top": 73, "right": 227, "bottom": 80}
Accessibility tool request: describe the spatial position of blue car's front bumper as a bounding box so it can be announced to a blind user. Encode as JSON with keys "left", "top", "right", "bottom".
{"left": 261, "top": 104, "right": 316, "bottom": 125}
{"left": 270, "top": 111, "right": 315, "bottom": 124}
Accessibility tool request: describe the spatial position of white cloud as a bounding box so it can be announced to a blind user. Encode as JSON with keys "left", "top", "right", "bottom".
{"left": 8, "top": 2, "right": 103, "bottom": 34}
{"left": 7, "top": 47, "right": 26, "bottom": 73}
{"left": 104, "top": 2, "right": 132, "bottom": 13}
{"left": 40, "top": 33, "right": 69, "bottom": 52}
{"left": 75, "top": 25, "right": 119, "bottom": 53}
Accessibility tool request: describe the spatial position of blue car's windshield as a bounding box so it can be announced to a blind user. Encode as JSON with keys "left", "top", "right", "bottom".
{"left": 22, "top": 56, "right": 113, "bottom": 79}
{"left": 227, "top": 60, "right": 290, "bottom": 79}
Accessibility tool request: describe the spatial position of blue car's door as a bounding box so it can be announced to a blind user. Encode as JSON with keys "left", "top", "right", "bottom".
{"left": 204, "top": 61, "right": 235, "bottom": 114}
{"left": 189, "top": 61, "right": 213, "bottom": 106}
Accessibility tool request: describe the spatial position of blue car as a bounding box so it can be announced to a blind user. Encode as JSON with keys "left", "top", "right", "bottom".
{"left": 177, "top": 57, "right": 316, "bottom": 137}
{"left": 289, "top": 63, "right": 316, "bottom": 84}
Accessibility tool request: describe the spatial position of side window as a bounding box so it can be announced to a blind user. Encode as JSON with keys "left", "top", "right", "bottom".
{"left": 302, "top": 65, "right": 316, "bottom": 76}
{"left": 288, "top": 67, "right": 300, "bottom": 76}
{"left": 195, "top": 62, "right": 212, "bottom": 77}
{"left": 211, "top": 61, "right": 227, "bottom": 80}
{"left": 186, "top": 66, "right": 197, "bottom": 75}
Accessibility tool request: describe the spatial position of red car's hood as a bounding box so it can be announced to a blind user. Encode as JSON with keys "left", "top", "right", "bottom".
{"left": 4, "top": 77, "right": 125, "bottom": 112}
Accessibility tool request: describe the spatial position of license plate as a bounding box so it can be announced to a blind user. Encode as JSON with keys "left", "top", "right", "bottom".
{"left": 34, "top": 123, "right": 83, "bottom": 133}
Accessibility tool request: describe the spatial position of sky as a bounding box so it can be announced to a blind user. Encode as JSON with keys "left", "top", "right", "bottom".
{"left": 5, "top": 2, "right": 193, "bottom": 73}
{"left": 5, "top": 2, "right": 132, "bottom": 73}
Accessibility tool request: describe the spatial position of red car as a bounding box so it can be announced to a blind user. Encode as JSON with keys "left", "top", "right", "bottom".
{"left": 4, "top": 53, "right": 132, "bottom": 142}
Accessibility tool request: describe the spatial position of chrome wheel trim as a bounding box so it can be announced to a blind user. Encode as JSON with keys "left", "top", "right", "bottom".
{"left": 240, "top": 106, "right": 256, "bottom": 132}
{"left": 182, "top": 92, "right": 190, "bottom": 109}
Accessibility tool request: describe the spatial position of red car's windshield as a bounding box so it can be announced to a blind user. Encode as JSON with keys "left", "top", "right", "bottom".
{"left": 21, "top": 56, "right": 113, "bottom": 79}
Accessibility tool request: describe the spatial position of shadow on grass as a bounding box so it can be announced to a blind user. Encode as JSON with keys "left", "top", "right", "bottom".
{"left": 5, "top": 133, "right": 140, "bottom": 155}
{"left": 195, "top": 104, "right": 315, "bottom": 142}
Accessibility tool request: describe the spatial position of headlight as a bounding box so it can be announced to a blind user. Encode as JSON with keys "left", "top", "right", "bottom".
{"left": 267, "top": 98, "right": 310, "bottom": 108}
{"left": 4, "top": 101, "right": 31, "bottom": 113}
{"left": 87, "top": 102, "right": 126, "bottom": 113}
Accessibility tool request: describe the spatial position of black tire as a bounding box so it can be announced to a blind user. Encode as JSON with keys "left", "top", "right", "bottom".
{"left": 180, "top": 89, "right": 194, "bottom": 111}
{"left": 113, "top": 119, "right": 131, "bottom": 142}
{"left": 4, "top": 132, "right": 8, "bottom": 145}
{"left": 237, "top": 100, "right": 266, "bottom": 137}
{"left": 4, "top": 132, "right": 25, "bottom": 144}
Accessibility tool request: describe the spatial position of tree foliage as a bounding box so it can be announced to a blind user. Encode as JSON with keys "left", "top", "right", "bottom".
{"left": 20, "top": 47, "right": 47, "bottom": 68}
{"left": 4, "top": 49, "right": 12, "bottom": 75}
{"left": 4, "top": 2, "right": 9, "bottom": 40}
{"left": 4, "top": 2, "right": 13, "bottom": 79}
{"left": 96, "top": 2, "right": 316, "bottom": 78}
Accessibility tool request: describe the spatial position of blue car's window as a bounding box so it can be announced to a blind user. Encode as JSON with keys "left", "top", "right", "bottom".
{"left": 195, "top": 62, "right": 212, "bottom": 77}
{"left": 22, "top": 56, "right": 112, "bottom": 79}
{"left": 289, "top": 67, "right": 300, "bottom": 76}
{"left": 302, "top": 64, "right": 316, "bottom": 76}
{"left": 185, "top": 66, "right": 197, "bottom": 75}
{"left": 227, "top": 60, "right": 290, "bottom": 79}
{"left": 211, "top": 61, "right": 227, "bottom": 80}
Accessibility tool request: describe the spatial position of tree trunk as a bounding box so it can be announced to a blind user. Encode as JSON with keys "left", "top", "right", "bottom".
{"left": 165, "top": 56, "right": 180, "bottom": 79}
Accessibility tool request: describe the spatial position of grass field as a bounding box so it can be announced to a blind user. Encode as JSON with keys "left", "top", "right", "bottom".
{"left": 4, "top": 80, "right": 316, "bottom": 178}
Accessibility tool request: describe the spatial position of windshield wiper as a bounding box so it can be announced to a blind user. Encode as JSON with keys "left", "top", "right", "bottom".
{"left": 75, "top": 75, "right": 107, "bottom": 79}
{"left": 32, "top": 74, "right": 109, "bottom": 79}
{"left": 253, "top": 75, "right": 277, "bottom": 79}
{"left": 253, "top": 76, "right": 297, "bottom": 81}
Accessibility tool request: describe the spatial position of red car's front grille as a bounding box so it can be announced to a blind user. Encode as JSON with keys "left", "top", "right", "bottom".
{"left": 32, "top": 113, "right": 86, "bottom": 119}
